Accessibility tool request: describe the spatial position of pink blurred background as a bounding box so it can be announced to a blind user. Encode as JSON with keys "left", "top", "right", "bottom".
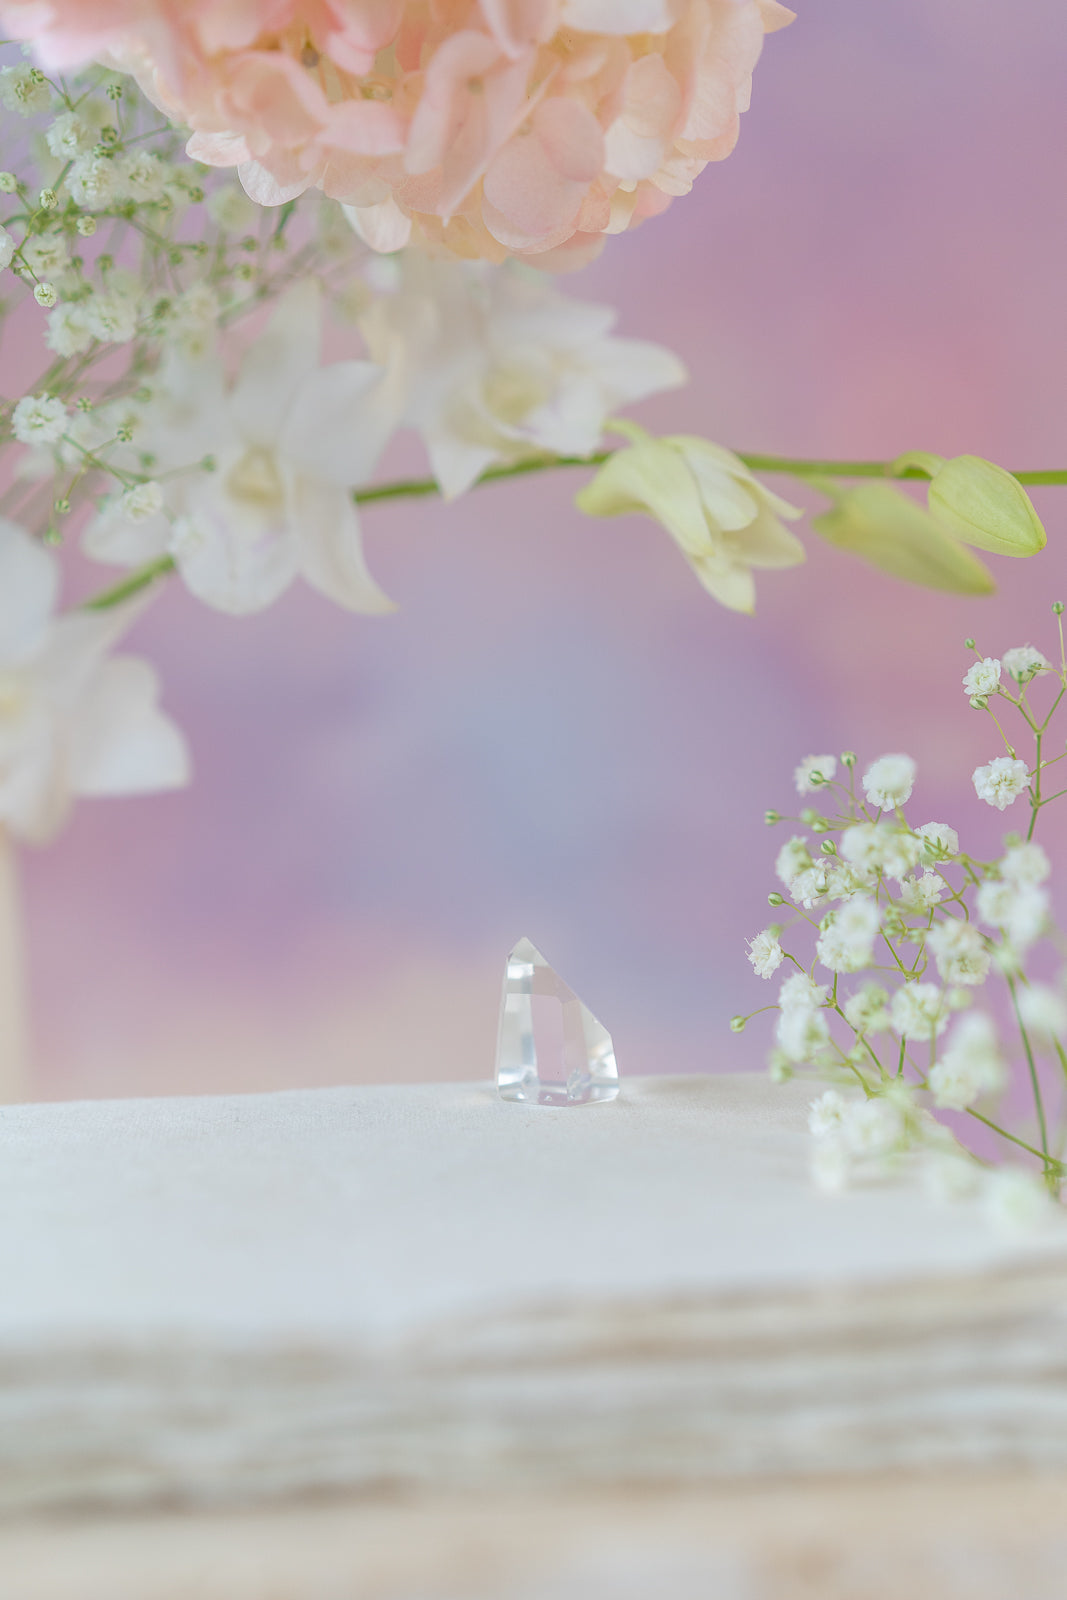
{"left": 22, "top": 0, "right": 1067, "bottom": 1100}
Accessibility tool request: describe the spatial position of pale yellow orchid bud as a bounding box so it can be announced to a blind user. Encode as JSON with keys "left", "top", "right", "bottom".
{"left": 812, "top": 483, "right": 995, "bottom": 595}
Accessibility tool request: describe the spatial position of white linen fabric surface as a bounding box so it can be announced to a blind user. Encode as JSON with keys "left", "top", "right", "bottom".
{"left": 2, "top": 1073, "right": 1067, "bottom": 1512}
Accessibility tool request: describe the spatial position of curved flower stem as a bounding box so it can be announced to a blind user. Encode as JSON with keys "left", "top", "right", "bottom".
{"left": 78, "top": 449, "right": 1067, "bottom": 612}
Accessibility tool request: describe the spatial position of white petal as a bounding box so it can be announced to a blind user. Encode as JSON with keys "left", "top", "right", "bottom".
{"left": 0, "top": 518, "right": 58, "bottom": 664}
{"left": 68, "top": 656, "right": 190, "bottom": 798}
{"left": 230, "top": 280, "right": 323, "bottom": 449}
{"left": 171, "top": 488, "right": 298, "bottom": 615}
{"left": 424, "top": 426, "right": 500, "bottom": 501}
{"left": 83, "top": 508, "right": 171, "bottom": 568}
{"left": 284, "top": 361, "right": 400, "bottom": 488}
{"left": 294, "top": 480, "right": 395, "bottom": 614}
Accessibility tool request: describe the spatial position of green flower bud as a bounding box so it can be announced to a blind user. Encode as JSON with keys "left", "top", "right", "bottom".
{"left": 1054, "top": 601, "right": 1065, "bottom": 616}
{"left": 729, "top": 1016, "right": 747, "bottom": 1033}
{"left": 970, "top": 694, "right": 989, "bottom": 710}
{"left": 927, "top": 455, "right": 1046, "bottom": 557}
{"left": 764, "top": 809, "right": 781, "bottom": 825}
{"left": 812, "top": 484, "right": 995, "bottom": 595}
{"left": 840, "top": 751, "right": 856, "bottom": 767}
{"left": 768, "top": 892, "right": 785, "bottom": 907}
{"left": 819, "top": 839, "right": 837, "bottom": 855}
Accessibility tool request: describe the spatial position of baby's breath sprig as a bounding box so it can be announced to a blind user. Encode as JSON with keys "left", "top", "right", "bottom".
{"left": 741, "top": 606, "right": 1067, "bottom": 1226}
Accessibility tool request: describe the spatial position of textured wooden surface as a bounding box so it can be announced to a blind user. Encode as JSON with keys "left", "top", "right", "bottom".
{"left": 6, "top": 1474, "right": 1067, "bottom": 1599}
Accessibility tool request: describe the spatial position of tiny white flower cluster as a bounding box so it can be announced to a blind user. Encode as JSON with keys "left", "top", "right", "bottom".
{"left": 742, "top": 617, "right": 1067, "bottom": 1220}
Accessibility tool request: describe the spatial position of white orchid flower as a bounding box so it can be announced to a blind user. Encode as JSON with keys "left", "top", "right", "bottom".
{"left": 356, "top": 254, "right": 687, "bottom": 500}
{"left": 86, "top": 280, "right": 399, "bottom": 616}
{"left": 0, "top": 519, "right": 188, "bottom": 842}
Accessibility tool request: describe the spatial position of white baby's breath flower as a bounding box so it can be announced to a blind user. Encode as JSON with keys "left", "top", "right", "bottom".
{"left": 0, "top": 227, "right": 15, "bottom": 271}
{"left": 747, "top": 929, "right": 783, "bottom": 979}
{"left": 776, "top": 1003, "right": 831, "bottom": 1063}
{"left": 840, "top": 1095, "right": 907, "bottom": 1159}
{"left": 1017, "top": 984, "right": 1067, "bottom": 1039}
{"left": 121, "top": 482, "right": 165, "bottom": 524}
{"left": 12, "top": 394, "right": 67, "bottom": 445}
{"left": 1001, "top": 841, "right": 1050, "bottom": 886}
{"left": 84, "top": 284, "right": 140, "bottom": 345}
{"left": 790, "top": 864, "right": 830, "bottom": 908}
{"left": 839, "top": 822, "right": 920, "bottom": 883}
{"left": 118, "top": 150, "right": 166, "bottom": 202}
{"left": 975, "top": 879, "right": 1048, "bottom": 948}
{"left": 808, "top": 1090, "right": 848, "bottom": 1139}
{"left": 924, "top": 1150, "right": 982, "bottom": 1202}
{"left": 898, "top": 870, "right": 945, "bottom": 912}
{"left": 0, "top": 64, "right": 51, "bottom": 117}
{"left": 45, "top": 110, "right": 102, "bottom": 160}
{"left": 794, "top": 754, "right": 837, "bottom": 795}
{"left": 32, "top": 281, "right": 57, "bottom": 308}
{"left": 815, "top": 897, "right": 880, "bottom": 973}
{"left": 928, "top": 1012, "right": 1004, "bottom": 1109}
{"left": 774, "top": 835, "right": 812, "bottom": 892}
{"left": 983, "top": 1168, "right": 1052, "bottom": 1231}
{"left": 67, "top": 154, "right": 121, "bottom": 210}
{"left": 973, "top": 756, "right": 1029, "bottom": 811}
{"left": 863, "top": 753, "right": 916, "bottom": 811}
{"left": 843, "top": 983, "right": 891, "bottom": 1035}
{"left": 916, "top": 821, "right": 959, "bottom": 859}
{"left": 45, "top": 302, "right": 93, "bottom": 358}
{"left": 925, "top": 919, "right": 990, "bottom": 986}
{"left": 962, "top": 657, "right": 1001, "bottom": 697}
{"left": 207, "top": 185, "right": 258, "bottom": 233}
{"left": 778, "top": 971, "right": 828, "bottom": 1011}
{"left": 21, "top": 234, "right": 68, "bottom": 279}
{"left": 1001, "top": 645, "right": 1051, "bottom": 681}
{"left": 890, "top": 981, "right": 947, "bottom": 1040}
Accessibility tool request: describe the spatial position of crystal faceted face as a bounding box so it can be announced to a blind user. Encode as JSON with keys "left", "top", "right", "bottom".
{"left": 496, "top": 937, "right": 619, "bottom": 1106}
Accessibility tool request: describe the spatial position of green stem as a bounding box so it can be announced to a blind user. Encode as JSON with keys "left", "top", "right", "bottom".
{"left": 77, "top": 448, "right": 1067, "bottom": 611}
{"left": 82, "top": 557, "right": 175, "bottom": 610}
{"left": 1008, "top": 976, "right": 1052, "bottom": 1179}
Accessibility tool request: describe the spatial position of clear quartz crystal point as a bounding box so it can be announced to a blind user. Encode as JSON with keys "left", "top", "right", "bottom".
{"left": 496, "top": 936, "right": 619, "bottom": 1106}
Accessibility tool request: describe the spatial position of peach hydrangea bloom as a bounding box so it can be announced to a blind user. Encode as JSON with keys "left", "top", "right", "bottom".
{"left": 0, "top": 0, "right": 793, "bottom": 265}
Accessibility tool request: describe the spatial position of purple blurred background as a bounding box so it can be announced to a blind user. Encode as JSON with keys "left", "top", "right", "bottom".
{"left": 24, "top": 0, "right": 1067, "bottom": 1100}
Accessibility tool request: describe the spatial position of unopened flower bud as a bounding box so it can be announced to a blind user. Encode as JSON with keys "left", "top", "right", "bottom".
{"left": 38, "top": 188, "right": 58, "bottom": 210}
{"left": 964, "top": 638, "right": 976, "bottom": 650}
{"left": 819, "top": 839, "right": 837, "bottom": 855}
{"left": 729, "top": 1016, "right": 747, "bottom": 1034}
{"left": 764, "top": 809, "right": 781, "bottom": 825}
{"left": 768, "top": 892, "right": 785, "bottom": 907}
{"left": 811, "top": 818, "right": 832, "bottom": 834}
{"left": 841, "top": 751, "right": 856, "bottom": 767}
{"left": 33, "top": 281, "right": 57, "bottom": 307}
{"left": 0, "top": 172, "right": 17, "bottom": 193}
{"left": 970, "top": 694, "right": 989, "bottom": 710}
{"left": 76, "top": 216, "right": 97, "bottom": 237}
{"left": 1054, "top": 601, "right": 1065, "bottom": 615}
{"left": 928, "top": 455, "right": 1046, "bottom": 558}
{"left": 801, "top": 808, "right": 818, "bottom": 825}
